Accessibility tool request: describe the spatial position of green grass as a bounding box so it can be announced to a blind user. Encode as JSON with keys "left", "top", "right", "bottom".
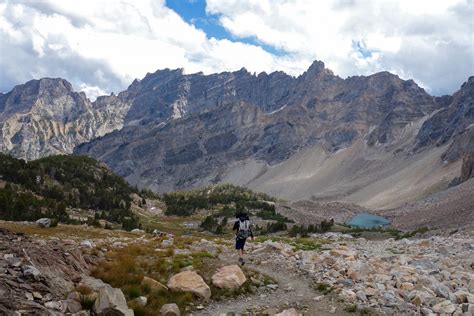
{"left": 344, "top": 226, "right": 429, "bottom": 240}
{"left": 314, "top": 282, "right": 333, "bottom": 295}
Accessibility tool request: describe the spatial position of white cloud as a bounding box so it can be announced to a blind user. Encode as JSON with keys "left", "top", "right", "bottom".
{"left": 0, "top": 0, "right": 283, "bottom": 97}
{"left": 0, "top": 0, "right": 472, "bottom": 98}
{"left": 207, "top": 0, "right": 474, "bottom": 95}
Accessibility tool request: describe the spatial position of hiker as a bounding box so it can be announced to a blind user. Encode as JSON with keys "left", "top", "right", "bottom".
{"left": 233, "top": 212, "right": 254, "bottom": 266}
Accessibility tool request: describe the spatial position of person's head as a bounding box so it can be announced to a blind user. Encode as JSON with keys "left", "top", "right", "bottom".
{"left": 236, "top": 212, "right": 249, "bottom": 221}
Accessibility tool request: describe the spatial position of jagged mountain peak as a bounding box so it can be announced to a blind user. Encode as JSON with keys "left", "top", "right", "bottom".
{"left": 1, "top": 61, "right": 472, "bottom": 207}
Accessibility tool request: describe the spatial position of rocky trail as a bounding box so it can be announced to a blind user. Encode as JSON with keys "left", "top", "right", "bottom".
{"left": 195, "top": 244, "right": 351, "bottom": 316}
{"left": 1, "top": 220, "right": 474, "bottom": 316}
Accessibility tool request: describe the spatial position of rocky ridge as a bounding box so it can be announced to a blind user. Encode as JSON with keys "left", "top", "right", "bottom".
{"left": 1, "top": 63, "right": 473, "bottom": 207}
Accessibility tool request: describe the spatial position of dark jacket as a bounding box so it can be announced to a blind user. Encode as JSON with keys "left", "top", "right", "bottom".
{"left": 232, "top": 216, "right": 254, "bottom": 238}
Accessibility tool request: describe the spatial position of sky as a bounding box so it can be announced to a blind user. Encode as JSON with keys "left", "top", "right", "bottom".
{"left": 0, "top": 0, "right": 473, "bottom": 100}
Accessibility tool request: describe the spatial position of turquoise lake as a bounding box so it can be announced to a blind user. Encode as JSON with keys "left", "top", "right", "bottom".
{"left": 347, "top": 213, "right": 391, "bottom": 228}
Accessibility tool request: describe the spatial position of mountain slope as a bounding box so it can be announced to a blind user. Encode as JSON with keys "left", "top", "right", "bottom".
{"left": 0, "top": 78, "right": 129, "bottom": 160}
{"left": 75, "top": 62, "right": 449, "bottom": 204}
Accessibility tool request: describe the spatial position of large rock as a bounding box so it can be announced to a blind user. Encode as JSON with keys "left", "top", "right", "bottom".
{"left": 35, "top": 218, "right": 51, "bottom": 228}
{"left": 432, "top": 300, "right": 456, "bottom": 314}
{"left": 167, "top": 271, "right": 211, "bottom": 300}
{"left": 160, "top": 303, "right": 180, "bottom": 316}
{"left": 275, "top": 308, "right": 300, "bottom": 316}
{"left": 141, "top": 276, "right": 168, "bottom": 291}
{"left": 211, "top": 265, "right": 247, "bottom": 289}
{"left": 329, "top": 246, "right": 357, "bottom": 258}
{"left": 93, "top": 287, "right": 134, "bottom": 316}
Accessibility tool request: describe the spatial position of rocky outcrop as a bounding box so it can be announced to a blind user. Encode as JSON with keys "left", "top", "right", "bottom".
{"left": 211, "top": 265, "right": 247, "bottom": 289}
{"left": 0, "top": 227, "right": 96, "bottom": 314}
{"left": 167, "top": 271, "right": 211, "bottom": 300}
{"left": 460, "top": 152, "right": 474, "bottom": 182}
{"left": 416, "top": 76, "right": 474, "bottom": 155}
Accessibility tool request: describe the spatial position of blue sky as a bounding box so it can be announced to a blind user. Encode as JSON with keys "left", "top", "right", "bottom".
{"left": 166, "top": 0, "right": 287, "bottom": 56}
{"left": 0, "top": 0, "right": 472, "bottom": 99}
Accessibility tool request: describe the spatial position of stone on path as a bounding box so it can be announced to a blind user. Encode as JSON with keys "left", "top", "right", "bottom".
{"left": 275, "top": 307, "right": 300, "bottom": 316}
{"left": 160, "top": 303, "right": 180, "bottom": 316}
{"left": 211, "top": 265, "right": 247, "bottom": 289}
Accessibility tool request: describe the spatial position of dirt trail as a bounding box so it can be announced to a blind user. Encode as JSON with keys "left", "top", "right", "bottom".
{"left": 194, "top": 248, "right": 351, "bottom": 316}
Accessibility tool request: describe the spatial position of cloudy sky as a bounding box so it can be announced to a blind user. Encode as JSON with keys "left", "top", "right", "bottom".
{"left": 1, "top": 0, "right": 473, "bottom": 99}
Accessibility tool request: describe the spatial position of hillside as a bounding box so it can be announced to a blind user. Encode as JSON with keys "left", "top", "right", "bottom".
{"left": 0, "top": 154, "right": 141, "bottom": 229}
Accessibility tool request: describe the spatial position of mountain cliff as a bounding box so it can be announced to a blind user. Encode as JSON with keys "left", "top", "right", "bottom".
{"left": 1, "top": 61, "right": 472, "bottom": 208}
{"left": 0, "top": 78, "right": 129, "bottom": 160}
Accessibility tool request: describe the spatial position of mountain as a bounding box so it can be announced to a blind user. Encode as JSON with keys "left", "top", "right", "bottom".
{"left": 1, "top": 61, "right": 473, "bottom": 208}
{"left": 0, "top": 78, "right": 129, "bottom": 160}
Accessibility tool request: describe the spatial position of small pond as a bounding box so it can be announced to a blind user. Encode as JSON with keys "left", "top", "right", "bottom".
{"left": 347, "top": 213, "right": 391, "bottom": 228}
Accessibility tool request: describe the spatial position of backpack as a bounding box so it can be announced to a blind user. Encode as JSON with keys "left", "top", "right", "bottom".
{"left": 237, "top": 219, "right": 250, "bottom": 240}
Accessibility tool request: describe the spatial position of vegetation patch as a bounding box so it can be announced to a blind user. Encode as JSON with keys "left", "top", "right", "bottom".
{"left": 0, "top": 154, "right": 143, "bottom": 229}
{"left": 163, "top": 183, "right": 277, "bottom": 217}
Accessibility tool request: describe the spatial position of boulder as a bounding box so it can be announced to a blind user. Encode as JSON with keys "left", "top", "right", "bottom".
{"left": 80, "top": 240, "right": 95, "bottom": 248}
{"left": 66, "top": 299, "right": 83, "bottom": 313}
{"left": 160, "top": 303, "right": 180, "bottom": 316}
{"left": 275, "top": 308, "right": 300, "bottom": 316}
{"left": 67, "top": 291, "right": 82, "bottom": 302}
{"left": 211, "top": 265, "right": 247, "bottom": 289}
{"left": 330, "top": 247, "right": 357, "bottom": 258}
{"left": 94, "top": 287, "right": 134, "bottom": 316}
{"left": 432, "top": 300, "right": 456, "bottom": 314}
{"left": 141, "top": 276, "right": 168, "bottom": 291}
{"left": 167, "top": 271, "right": 211, "bottom": 300}
{"left": 44, "top": 301, "right": 63, "bottom": 310}
{"left": 23, "top": 265, "right": 41, "bottom": 278}
{"left": 454, "top": 290, "right": 474, "bottom": 304}
{"left": 36, "top": 218, "right": 51, "bottom": 228}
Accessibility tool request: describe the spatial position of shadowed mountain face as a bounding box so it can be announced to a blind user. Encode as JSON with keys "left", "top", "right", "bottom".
{"left": 1, "top": 61, "right": 473, "bottom": 206}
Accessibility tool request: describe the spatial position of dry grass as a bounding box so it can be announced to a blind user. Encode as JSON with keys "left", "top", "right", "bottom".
{"left": 91, "top": 242, "right": 217, "bottom": 315}
{"left": 0, "top": 221, "right": 134, "bottom": 240}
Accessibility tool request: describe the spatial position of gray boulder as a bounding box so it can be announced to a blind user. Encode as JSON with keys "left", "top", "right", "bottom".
{"left": 93, "top": 287, "right": 134, "bottom": 316}
{"left": 36, "top": 218, "right": 51, "bottom": 228}
{"left": 160, "top": 303, "right": 180, "bottom": 316}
